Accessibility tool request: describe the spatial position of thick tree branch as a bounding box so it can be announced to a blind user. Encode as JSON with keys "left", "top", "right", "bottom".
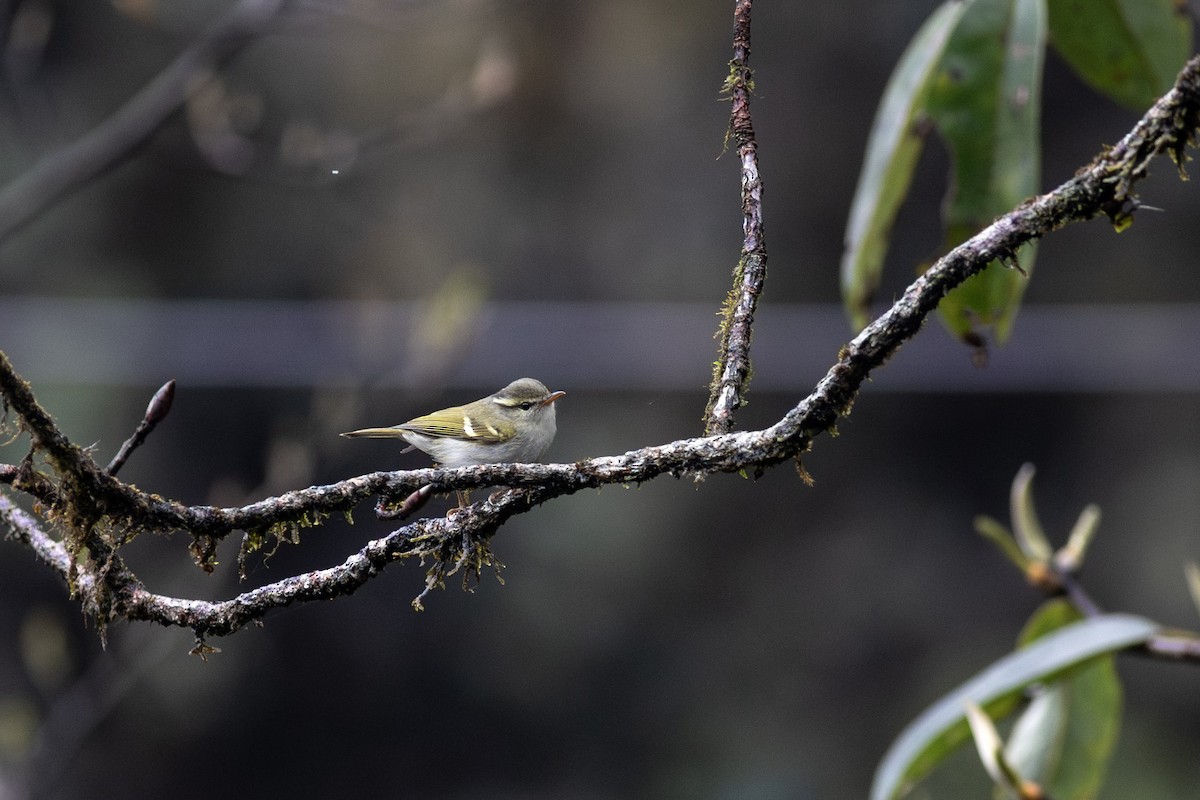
{"left": 706, "top": 0, "right": 768, "bottom": 435}
{"left": 3, "top": 55, "right": 1200, "bottom": 636}
{"left": 0, "top": 0, "right": 286, "bottom": 246}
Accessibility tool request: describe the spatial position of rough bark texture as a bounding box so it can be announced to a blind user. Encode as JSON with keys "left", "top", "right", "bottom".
{"left": 3, "top": 19, "right": 1200, "bottom": 644}
{"left": 706, "top": 0, "right": 769, "bottom": 435}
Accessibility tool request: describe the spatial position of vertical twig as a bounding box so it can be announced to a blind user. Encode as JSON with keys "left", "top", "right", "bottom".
{"left": 705, "top": 0, "right": 768, "bottom": 435}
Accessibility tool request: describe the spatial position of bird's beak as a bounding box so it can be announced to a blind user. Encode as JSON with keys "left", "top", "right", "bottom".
{"left": 543, "top": 390, "right": 566, "bottom": 406}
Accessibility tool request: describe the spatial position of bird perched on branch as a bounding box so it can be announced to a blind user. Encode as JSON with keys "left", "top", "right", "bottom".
{"left": 342, "top": 378, "right": 565, "bottom": 506}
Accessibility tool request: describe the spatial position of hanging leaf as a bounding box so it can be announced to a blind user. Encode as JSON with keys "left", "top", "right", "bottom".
{"left": 869, "top": 613, "right": 1157, "bottom": 800}
{"left": 926, "top": 0, "right": 1045, "bottom": 345}
{"left": 1047, "top": 0, "right": 1192, "bottom": 111}
{"left": 841, "top": 1, "right": 965, "bottom": 332}
{"left": 1007, "top": 600, "right": 1123, "bottom": 800}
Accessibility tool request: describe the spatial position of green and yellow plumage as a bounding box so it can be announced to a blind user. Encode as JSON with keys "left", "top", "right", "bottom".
{"left": 341, "top": 378, "right": 564, "bottom": 469}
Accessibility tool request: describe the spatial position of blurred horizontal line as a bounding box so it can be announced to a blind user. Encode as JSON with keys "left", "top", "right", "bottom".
{"left": 0, "top": 297, "right": 1198, "bottom": 392}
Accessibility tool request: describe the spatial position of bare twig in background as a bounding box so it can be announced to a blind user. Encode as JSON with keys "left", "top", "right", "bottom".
{"left": 706, "top": 0, "right": 769, "bottom": 435}
{"left": 0, "top": 0, "right": 286, "bottom": 246}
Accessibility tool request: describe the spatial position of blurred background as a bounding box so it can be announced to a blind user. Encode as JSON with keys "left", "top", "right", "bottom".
{"left": 1, "top": 0, "right": 1200, "bottom": 797}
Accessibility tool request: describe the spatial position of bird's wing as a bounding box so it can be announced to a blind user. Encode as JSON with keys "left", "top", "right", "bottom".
{"left": 398, "top": 406, "right": 511, "bottom": 443}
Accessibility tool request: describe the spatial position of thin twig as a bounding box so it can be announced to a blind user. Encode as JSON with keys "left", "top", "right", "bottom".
{"left": 1047, "top": 569, "right": 1200, "bottom": 663}
{"left": 106, "top": 380, "right": 176, "bottom": 476}
{"left": 1059, "top": 571, "right": 1104, "bottom": 618}
{"left": 706, "top": 0, "right": 769, "bottom": 435}
{"left": 0, "top": 0, "right": 287, "bottom": 246}
{"left": 1142, "top": 632, "right": 1200, "bottom": 661}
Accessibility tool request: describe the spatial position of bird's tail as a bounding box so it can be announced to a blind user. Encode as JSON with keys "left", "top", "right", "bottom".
{"left": 340, "top": 427, "right": 407, "bottom": 439}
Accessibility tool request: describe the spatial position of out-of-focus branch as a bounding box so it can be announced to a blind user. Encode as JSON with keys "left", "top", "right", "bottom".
{"left": 1055, "top": 567, "right": 1200, "bottom": 663}
{"left": 706, "top": 0, "right": 768, "bottom": 435}
{"left": 1079, "top": 591, "right": 1200, "bottom": 664}
{"left": 0, "top": 0, "right": 286, "bottom": 246}
{"left": 3, "top": 54, "right": 1200, "bottom": 638}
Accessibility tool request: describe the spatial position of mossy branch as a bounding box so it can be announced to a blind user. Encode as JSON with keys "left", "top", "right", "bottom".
{"left": 3, "top": 50, "right": 1200, "bottom": 638}
{"left": 706, "top": 0, "right": 768, "bottom": 435}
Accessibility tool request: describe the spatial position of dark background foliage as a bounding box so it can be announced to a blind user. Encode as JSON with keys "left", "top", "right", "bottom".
{"left": 1, "top": 1, "right": 1199, "bottom": 797}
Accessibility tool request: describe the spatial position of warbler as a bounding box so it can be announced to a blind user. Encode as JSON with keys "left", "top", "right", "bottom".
{"left": 342, "top": 378, "right": 565, "bottom": 504}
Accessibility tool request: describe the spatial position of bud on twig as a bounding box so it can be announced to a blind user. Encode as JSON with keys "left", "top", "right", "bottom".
{"left": 106, "top": 379, "right": 177, "bottom": 476}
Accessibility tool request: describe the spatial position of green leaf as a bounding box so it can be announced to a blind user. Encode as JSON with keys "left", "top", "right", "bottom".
{"left": 870, "top": 613, "right": 1158, "bottom": 800}
{"left": 965, "top": 701, "right": 1024, "bottom": 791}
{"left": 1047, "top": 0, "right": 1192, "bottom": 111}
{"left": 1008, "top": 600, "right": 1123, "bottom": 800}
{"left": 1055, "top": 503, "right": 1101, "bottom": 573}
{"left": 841, "top": 1, "right": 965, "bottom": 332}
{"left": 975, "top": 513, "right": 1030, "bottom": 572}
{"left": 1005, "top": 684, "right": 1068, "bottom": 792}
{"left": 1015, "top": 596, "right": 1080, "bottom": 644}
{"left": 1010, "top": 462, "right": 1052, "bottom": 562}
{"left": 1042, "top": 662, "right": 1121, "bottom": 800}
{"left": 927, "top": 0, "right": 1046, "bottom": 344}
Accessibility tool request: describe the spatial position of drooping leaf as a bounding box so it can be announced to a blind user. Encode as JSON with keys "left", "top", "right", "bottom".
{"left": 1005, "top": 684, "right": 1068, "bottom": 792}
{"left": 965, "top": 700, "right": 1025, "bottom": 792}
{"left": 926, "top": 0, "right": 1046, "bottom": 344}
{"left": 841, "top": 1, "right": 965, "bottom": 332}
{"left": 870, "top": 613, "right": 1157, "bottom": 800}
{"left": 1008, "top": 600, "right": 1123, "bottom": 800}
{"left": 1047, "top": 0, "right": 1192, "bottom": 111}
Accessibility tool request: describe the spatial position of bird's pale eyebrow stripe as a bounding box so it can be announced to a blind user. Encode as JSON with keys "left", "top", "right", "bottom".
{"left": 463, "top": 416, "right": 477, "bottom": 437}
{"left": 493, "top": 396, "right": 516, "bottom": 407}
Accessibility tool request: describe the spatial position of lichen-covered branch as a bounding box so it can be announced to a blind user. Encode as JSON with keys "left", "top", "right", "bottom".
{"left": 706, "top": 0, "right": 769, "bottom": 435}
{"left": 3, "top": 55, "right": 1200, "bottom": 638}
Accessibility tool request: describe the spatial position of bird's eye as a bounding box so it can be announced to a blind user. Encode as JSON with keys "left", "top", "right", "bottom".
{"left": 519, "top": 401, "right": 535, "bottom": 411}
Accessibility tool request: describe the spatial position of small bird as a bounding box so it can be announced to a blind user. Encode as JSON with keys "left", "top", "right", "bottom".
{"left": 342, "top": 378, "right": 565, "bottom": 505}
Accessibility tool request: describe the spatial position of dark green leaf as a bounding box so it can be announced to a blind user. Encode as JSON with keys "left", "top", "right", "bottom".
{"left": 841, "top": 1, "right": 965, "bottom": 332}
{"left": 927, "top": 0, "right": 1045, "bottom": 344}
{"left": 1009, "top": 600, "right": 1123, "bottom": 800}
{"left": 870, "top": 613, "right": 1157, "bottom": 800}
{"left": 1047, "top": 0, "right": 1192, "bottom": 111}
